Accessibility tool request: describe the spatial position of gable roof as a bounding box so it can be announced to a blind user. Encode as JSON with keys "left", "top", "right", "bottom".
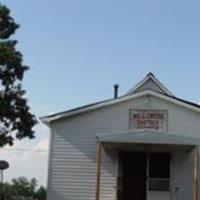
{"left": 126, "top": 72, "right": 174, "bottom": 96}
{"left": 41, "top": 89, "right": 200, "bottom": 125}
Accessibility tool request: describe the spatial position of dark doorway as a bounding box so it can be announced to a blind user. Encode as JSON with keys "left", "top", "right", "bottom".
{"left": 122, "top": 152, "right": 147, "bottom": 200}
{"left": 148, "top": 153, "right": 170, "bottom": 192}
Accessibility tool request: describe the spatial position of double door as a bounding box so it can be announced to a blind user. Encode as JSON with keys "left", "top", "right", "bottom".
{"left": 119, "top": 152, "right": 170, "bottom": 200}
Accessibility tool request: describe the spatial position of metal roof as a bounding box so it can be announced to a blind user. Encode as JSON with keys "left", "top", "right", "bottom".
{"left": 96, "top": 130, "right": 200, "bottom": 146}
{"left": 41, "top": 89, "right": 200, "bottom": 124}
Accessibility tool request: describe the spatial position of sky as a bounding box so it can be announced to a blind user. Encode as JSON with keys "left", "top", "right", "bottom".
{"left": 1, "top": 0, "right": 200, "bottom": 186}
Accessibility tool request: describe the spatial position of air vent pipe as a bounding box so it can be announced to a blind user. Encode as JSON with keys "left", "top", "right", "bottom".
{"left": 113, "top": 84, "right": 119, "bottom": 99}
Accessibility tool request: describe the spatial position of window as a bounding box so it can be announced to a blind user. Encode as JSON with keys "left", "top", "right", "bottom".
{"left": 148, "top": 153, "right": 170, "bottom": 192}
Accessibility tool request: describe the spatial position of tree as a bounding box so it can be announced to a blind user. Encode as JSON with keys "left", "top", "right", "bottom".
{"left": 34, "top": 186, "right": 47, "bottom": 200}
{"left": 0, "top": 177, "right": 47, "bottom": 200}
{"left": 11, "top": 177, "right": 38, "bottom": 198}
{"left": 0, "top": 3, "right": 36, "bottom": 146}
{"left": 0, "top": 182, "right": 12, "bottom": 200}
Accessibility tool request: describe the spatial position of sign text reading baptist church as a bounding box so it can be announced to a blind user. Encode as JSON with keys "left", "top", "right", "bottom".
{"left": 130, "top": 110, "right": 167, "bottom": 131}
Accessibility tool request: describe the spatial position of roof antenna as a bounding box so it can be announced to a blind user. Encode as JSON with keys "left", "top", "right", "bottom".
{"left": 113, "top": 84, "right": 119, "bottom": 99}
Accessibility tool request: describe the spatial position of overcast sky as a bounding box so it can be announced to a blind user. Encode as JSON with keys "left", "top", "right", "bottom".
{"left": 1, "top": 0, "right": 200, "bottom": 186}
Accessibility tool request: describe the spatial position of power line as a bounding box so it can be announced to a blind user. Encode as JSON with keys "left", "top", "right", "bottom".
{"left": 0, "top": 148, "right": 48, "bottom": 152}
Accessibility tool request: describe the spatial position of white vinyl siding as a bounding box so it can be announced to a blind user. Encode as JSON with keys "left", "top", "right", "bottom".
{"left": 171, "top": 151, "right": 193, "bottom": 200}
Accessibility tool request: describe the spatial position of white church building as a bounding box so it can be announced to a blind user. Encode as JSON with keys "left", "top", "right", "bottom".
{"left": 41, "top": 73, "right": 200, "bottom": 200}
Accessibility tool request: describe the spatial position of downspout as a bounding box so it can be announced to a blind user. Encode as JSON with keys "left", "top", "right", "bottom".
{"left": 96, "top": 141, "right": 102, "bottom": 200}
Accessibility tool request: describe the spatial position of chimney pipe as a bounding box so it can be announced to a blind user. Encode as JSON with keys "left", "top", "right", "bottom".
{"left": 113, "top": 84, "right": 119, "bottom": 99}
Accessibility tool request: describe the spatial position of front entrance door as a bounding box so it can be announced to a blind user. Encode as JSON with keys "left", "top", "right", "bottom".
{"left": 120, "top": 152, "right": 170, "bottom": 200}
{"left": 123, "top": 152, "right": 147, "bottom": 200}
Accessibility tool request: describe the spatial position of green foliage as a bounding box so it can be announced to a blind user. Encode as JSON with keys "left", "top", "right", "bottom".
{"left": 0, "top": 4, "right": 19, "bottom": 39}
{"left": 34, "top": 186, "right": 46, "bottom": 200}
{"left": 11, "top": 177, "right": 37, "bottom": 198}
{"left": 0, "top": 3, "right": 37, "bottom": 146}
{"left": 0, "top": 177, "right": 46, "bottom": 200}
{"left": 0, "top": 182, "right": 12, "bottom": 199}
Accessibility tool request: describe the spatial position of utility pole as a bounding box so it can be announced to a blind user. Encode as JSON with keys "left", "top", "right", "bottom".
{"left": 0, "top": 170, "right": 3, "bottom": 184}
